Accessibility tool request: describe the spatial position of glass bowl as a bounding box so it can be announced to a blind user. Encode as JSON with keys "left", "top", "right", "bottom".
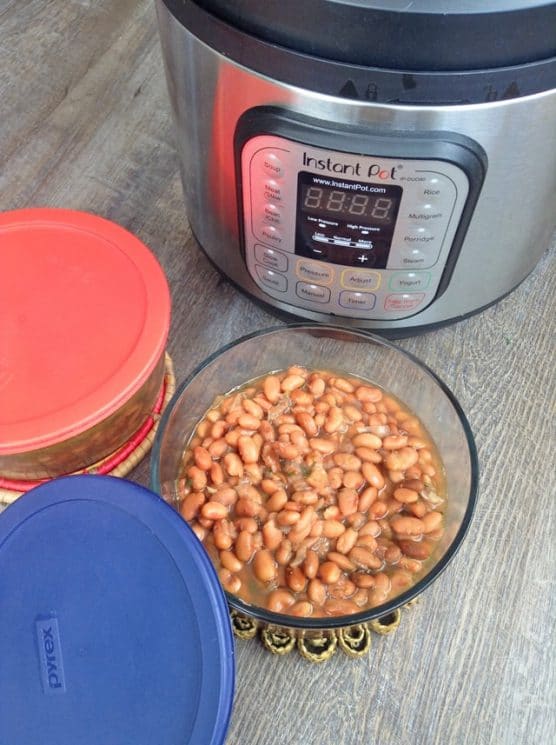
{"left": 151, "top": 325, "right": 478, "bottom": 636}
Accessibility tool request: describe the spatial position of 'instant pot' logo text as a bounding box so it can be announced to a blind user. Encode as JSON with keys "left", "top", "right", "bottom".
{"left": 36, "top": 617, "right": 66, "bottom": 694}
{"left": 302, "top": 152, "right": 397, "bottom": 180}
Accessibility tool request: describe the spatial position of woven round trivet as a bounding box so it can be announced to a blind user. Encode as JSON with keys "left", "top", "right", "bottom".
{"left": 297, "top": 633, "right": 338, "bottom": 663}
{"left": 337, "top": 624, "right": 372, "bottom": 658}
{"left": 230, "top": 604, "right": 409, "bottom": 662}
{"left": 368, "top": 608, "right": 401, "bottom": 635}
{"left": 261, "top": 628, "right": 297, "bottom": 656}
{"left": 230, "top": 610, "right": 259, "bottom": 640}
{"left": 0, "top": 354, "right": 176, "bottom": 506}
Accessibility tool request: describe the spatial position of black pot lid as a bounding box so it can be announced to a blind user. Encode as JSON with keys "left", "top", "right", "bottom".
{"left": 186, "top": 0, "right": 556, "bottom": 71}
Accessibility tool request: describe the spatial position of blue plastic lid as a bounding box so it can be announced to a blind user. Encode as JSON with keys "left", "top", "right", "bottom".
{"left": 0, "top": 475, "right": 235, "bottom": 745}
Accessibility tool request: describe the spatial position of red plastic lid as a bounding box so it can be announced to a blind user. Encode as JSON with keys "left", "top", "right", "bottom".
{"left": 0, "top": 209, "right": 171, "bottom": 455}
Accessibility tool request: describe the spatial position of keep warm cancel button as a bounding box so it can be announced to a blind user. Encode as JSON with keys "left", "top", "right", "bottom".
{"left": 384, "top": 293, "right": 426, "bottom": 312}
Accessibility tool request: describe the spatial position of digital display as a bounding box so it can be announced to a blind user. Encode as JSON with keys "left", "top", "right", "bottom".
{"left": 295, "top": 172, "right": 403, "bottom": 269}
{"left": 300, "top": 185, "right": 397, "bottom": 223}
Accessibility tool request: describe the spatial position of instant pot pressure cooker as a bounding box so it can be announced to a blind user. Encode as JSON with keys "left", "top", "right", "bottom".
{"left": 156, "top": 0, "right": 556, "bottom": 335}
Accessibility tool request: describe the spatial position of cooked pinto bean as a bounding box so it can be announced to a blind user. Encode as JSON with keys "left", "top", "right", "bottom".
{"left": 178, "top": 366, "right": 446, "bottom": 618}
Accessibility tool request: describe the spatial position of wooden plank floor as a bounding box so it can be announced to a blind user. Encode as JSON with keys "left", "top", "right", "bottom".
{"left": 1, "top": 3, "right": 554, "bottom": 744}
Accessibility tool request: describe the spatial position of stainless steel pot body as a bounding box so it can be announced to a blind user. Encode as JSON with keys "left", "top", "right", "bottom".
{"left": 156, "top": 2, "right": 556, "bottom": 333}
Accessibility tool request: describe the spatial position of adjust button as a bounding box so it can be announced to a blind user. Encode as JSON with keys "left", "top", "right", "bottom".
{"left": 255, "top": 245, "right": 288, "bottom": 272}
{"left": 384, "top": 293, "right": 426, "bottom": 312}
{"left": 339, "top": 291, "right": 376, "bottom": 311}
{"left": 255, "top": 265, "right": 288, "bottom": 292}
{"left": 296, "top": 260, "right": 334, "bottom": 286}
{"left": 389, "top": 272, "right": 431, "bottom": 292}
{"left": 341, "top": 269, "right": 381, "bottom": 292}
{"left": 260, "top": 152, "right": 284, "bottom": 178}
{"left": 296, "top": 282, "right": 331, "bottom": 304}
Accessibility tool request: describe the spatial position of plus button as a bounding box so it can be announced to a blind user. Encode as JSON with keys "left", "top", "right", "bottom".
{"left": 357, "top": 254, "right": 369, "bottom": 263}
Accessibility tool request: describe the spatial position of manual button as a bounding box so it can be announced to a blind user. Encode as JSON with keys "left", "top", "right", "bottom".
{"left": 296, "top": 282, "right": 331, "bottom": 304}
{"left": 389, "top": 272, "right": 431, "bottom": 291}
{"left": 296, "top": 260, "right": 334, "bottom": 286}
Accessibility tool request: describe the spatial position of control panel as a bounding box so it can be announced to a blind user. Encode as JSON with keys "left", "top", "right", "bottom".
{"left": 237, "top": 120, "right": 483, "bottom": 320}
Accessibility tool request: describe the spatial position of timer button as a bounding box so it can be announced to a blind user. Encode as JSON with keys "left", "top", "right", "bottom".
{"left": 260, "top": 152, "right": 284, "bottom": 178}
{"left": 339, "top": 291, "right": 376, "bottom": 311}
{"left": 296, "top": 282, "right": 331, "bottom": 304}
{"left": 255, "top": 265, "right": 288, "bottom": 292}
{"left": 255, "top": 245, "right": 288, "bottom": 272}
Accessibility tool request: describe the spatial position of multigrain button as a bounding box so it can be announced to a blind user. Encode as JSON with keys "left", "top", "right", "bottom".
{"left": 407, "top": 205, "right": 443, "bottom": 221}
{"left": 339, "top": 291, "right": 376, "bottom": 311}
{"left": 389, "top": 272, "right": 431, "bottom": 291}
{"left": 255, "top": 245, "right": 288, "bottom": 272}
{"left": 296, "top": 260, "right": 334, "bottom": 286}
{"left": 384, "top": 293, "right": 426, "bottom": 312}
{"left": 260, "top": 152, "right": 284, "bottom": 178}
{"left": 296, "top": 282, "right": 331, "bottom": 304}
{"left": 255, "top": 265, "right": 288, "bottom": 292}
{"left": 341, "top": 269, "right": 381, "bottom": 292}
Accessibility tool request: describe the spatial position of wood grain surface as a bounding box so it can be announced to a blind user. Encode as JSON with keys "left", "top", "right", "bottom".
{"left": 1, "top": 3, "right": 554, "bottom": 744}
